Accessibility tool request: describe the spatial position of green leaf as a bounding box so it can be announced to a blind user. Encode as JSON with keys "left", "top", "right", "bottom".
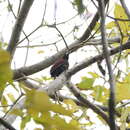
{"left": 21, "top": 116, "right": 31, "bottom": 130}
{"left": 94, "top": 85, "right": 103, "bottom": 101}
{"left": 91, "top": 85, "right": 109, "bottom": 103}
{"left": 77, "top": 77, "right": 94, "bottom": 90}
{"left": 74, "top": 0, "right": 85, "bottom": 15}
{"left": 88, "top": 72, "right": 99, "bottom": 79}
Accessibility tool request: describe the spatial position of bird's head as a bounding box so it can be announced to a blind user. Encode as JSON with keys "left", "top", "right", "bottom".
{"left": 63, "top": 53, "right": 69, "bottom": 60}
{"left": 63, "top": 50, "right": 70, "bottom": 60}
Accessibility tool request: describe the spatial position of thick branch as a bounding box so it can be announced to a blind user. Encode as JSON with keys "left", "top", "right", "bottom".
{"left": 21, "top": 79, "right": 108, "bottom": 112}
{"left": 67, "top": 41, "right": 130, "bottom": 77}
{"left": 12, "top": 0, "right": 109, "bottom": 80}
{"left": 79, "top": 0, "right": 109, "bottom": 41}
{"left": 6, "top": 0, "right": 34, "bottom": 59}
{"left": 20, "top": 79, "right": 130, "bottom": 124}
{"left": 98, "top": 0, "right": 116, "bottom": 130}
{"left": 13, "top": 37, "right": 120, "bottom": 80}
{"left": 0, "top": 118, "right": 16, "bottom": 130}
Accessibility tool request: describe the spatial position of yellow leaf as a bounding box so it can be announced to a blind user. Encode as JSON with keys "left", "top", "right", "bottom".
{"left": 0, "top": 49, "right": 10, "bottom": 64}
{"left": 125, "top": 49, "right": 130, "bottom": 54}
{"left": 114, "top": 4, "right": 128, "bottom": 19}
{"left": 94, "top": 22, "right": 100, "bottom": 33}
{"left": 116, "top": 73, "right": 130, "bottom": 101}
{"left": 37, "top": 50, "right": 44, "bottom": 54}
{"left": 114, "top": 4, "right": 130, "bottom": 35}
{"left": 51, "top": 115, "right": 81, "bottom": 130}
{"left": 120, "top": 107, "right": 130, "bottom": 130}
{"left": 11, "top": 108, "right": 23, "bottom": 117}
{"left": 122, "top": 36, "right": 129, "bottom": 43}
{"left": 1, "top": 96, "right": 8, "bottom": 112}
{"left": 51, "top": 103, "right": 72, "bottom": 116}
{"left": 69, "top": 119, "right": 81, "bottom": 130}
{"left": 63, "top": 99, "right": 79, "bottom": 113}
{"left": 25, "top": 91, "right": 52, "bottom": 112}
{"left": 0, "top": 49, "right": 12, "bottom": 98}
{"left": 106, "top": 21, "right": 116, "bottom": 29}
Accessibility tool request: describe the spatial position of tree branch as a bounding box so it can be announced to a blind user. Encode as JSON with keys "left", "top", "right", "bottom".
{"left": 98, "top": 0, "right": 116, "bottom": 130}
{"left": 0, "top": 118, "right": 16, "bottom": 130}
{"left": 3, "top": 74, "right": 130, "bottom": 128}
{"left": 67, "top": 41, "right": 130, "bottom": 77}
{"left": 12, "top": 0, "right": 110, "bottom": 80}
{"left": 21, "top": 79, "right": 130, "bottom": 124}
{"left": 6, "top": 0, "right": 35, "bottom": 59}
{"left": 13, "top": 37, "right": 120, "bottom": 80}
{"left": 79, "top": 0, "right": 109, "bottom": 41}
{"left": 66, "top": 81, "right": 110, "bottom": 125}
{"left": 20, "top": 79, "right": 109, "bottom": 112}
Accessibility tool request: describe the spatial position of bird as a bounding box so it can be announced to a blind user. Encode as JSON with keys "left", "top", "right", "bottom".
{"left": 50, "top": 53, "right": 69, "bottom": 78}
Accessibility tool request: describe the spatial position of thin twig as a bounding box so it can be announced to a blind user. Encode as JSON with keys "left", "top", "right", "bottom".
{"left": 18, "top": 0, "right": 47, "bottom": 45}
{"left": 47, "top": 24, "right": 69, "bottom": 50}
{"left": 3, "top": 94, "right": 24, "bottom": 119}
{"left": 23, "top": 40, "right": 29, "bottom": 66}
{"left": 107, "top": 15, "right": 130, "bottom": 21}
{"left": 18, "top": 29, "right": 74, "bottom": 48}
{"left": 18, "top": 25, "right": 41, "bottom": 44}
{"left": 17, "top": 0, "right": 22, "bottom": 16}
{"left": 41, "top": 0, "right": 48, "bottom": 24}
{"left": 55, "top": 25, "right": 69, "bottom": 50}
{"left": 17, "top": 37, "right": 120, "bottom": 48}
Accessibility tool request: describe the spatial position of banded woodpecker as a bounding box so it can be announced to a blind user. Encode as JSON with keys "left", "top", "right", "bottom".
{"left": 50, "top": 53, "right": 69, "bottom": 78}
